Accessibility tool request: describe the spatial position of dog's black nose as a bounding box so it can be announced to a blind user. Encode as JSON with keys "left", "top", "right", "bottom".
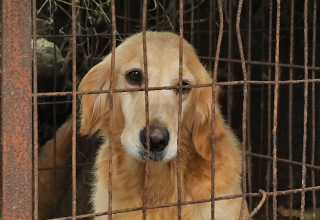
{"left": 140, "top": 126, "right": 170, "bottom": 152}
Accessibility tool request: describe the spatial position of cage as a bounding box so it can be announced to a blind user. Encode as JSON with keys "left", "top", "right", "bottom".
{"left": 1, "top": 0, "right": 320, "bottom": 219}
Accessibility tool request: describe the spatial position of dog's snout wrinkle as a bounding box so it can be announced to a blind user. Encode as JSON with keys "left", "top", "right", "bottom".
{"left": 140, "top": 126, "right": 170, "bottom": 152}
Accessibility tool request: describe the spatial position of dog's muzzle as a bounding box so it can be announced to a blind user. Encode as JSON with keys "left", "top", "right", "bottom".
{"left": 139, "top": 126, "right": 170, "bottom": 161}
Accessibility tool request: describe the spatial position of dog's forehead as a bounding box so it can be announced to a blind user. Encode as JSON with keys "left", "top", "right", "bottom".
{"left": 117, "top": 35, "right": 195, "bottom": 86}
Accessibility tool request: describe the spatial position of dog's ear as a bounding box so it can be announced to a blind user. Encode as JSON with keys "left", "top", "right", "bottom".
{"left": 78, "top": 56, "right": 111, "bottom": 135}
{"left": 192, "top": 86, "right": 226, "bottom": 160}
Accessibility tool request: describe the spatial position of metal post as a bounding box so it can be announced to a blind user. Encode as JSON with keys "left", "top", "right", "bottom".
{"left": 1, "top": 0, "right": 33, "bottom": 219}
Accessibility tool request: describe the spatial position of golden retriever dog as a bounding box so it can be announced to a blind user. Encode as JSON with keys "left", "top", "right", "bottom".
{"left": 79, "top": 31, "right": 249, "bottom": 219}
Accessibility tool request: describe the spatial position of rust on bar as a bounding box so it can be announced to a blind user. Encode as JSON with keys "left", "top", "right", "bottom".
{"left": 301, "top": 0, "right": 309, "bottom": 219}
{"left": 177, "top": 0, "right": 184, "bottom": 219}
{"left": 199, "top": 57, "right": 320, "bottom": 71}
{"left": 227, "top": 0, "right": 234, "bottom": 125}
{"left": 311, "top": 1, "right": 317, "bottom": 219}
{"left": 108, "top": 0, "right": 117, "bottom": 219}
{"left": 142, "top": 0, "right": 150, "bottom": 219}
{"left": 235, "top": 0, "right": 248, "bottom": 218}
{"left": 47, "top": 185, "right": 320, "bottom": 220}
{"left": 208, "top": 0, "right": 213, "bottom": 71}
{"left": 210, "top": 0, "right": 224, "bottom": 218}
{"left": 38, "top": 151, "right": 320, "bottom": 172}
{"left": 247, "top": 152, "right": 320, "bottom": 171}
{"left": 71, "top": 0, "right": 77, "bottom": 219}
{"left": 190, "top": 0, "right": 194, "bottom": 45}
{"left": 33, "top": 0, "right": 39, "bottom": 218}
{"left": 246, "top": 190, "right": 267, "bottom": 220}
{"left": 1, "top": 0, "right": 33, "bottom": 219}
{"left": 246, "top": 0, "right": 253, "bottom": 212}
{"left": 288, "top": 1, "right": 295, "bottom": 219}
{"left": 35, "top": 77, "right": 320, "bottom": 98}
{"left": 272, "top": 1, "right": 281, "bottom": 219}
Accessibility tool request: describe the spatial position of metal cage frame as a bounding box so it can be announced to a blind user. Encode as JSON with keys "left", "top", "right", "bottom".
{"left": 1, "top": 0, "right": 320, "bottom": 219}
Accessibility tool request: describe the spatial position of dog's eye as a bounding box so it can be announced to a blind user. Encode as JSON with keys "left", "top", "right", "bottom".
{"left": 182, "top": 80, "right": 191, "bottom": 94}
{"left": 126, "top": 70, "right": 142, "bottom": 85}
{"left": 176, "top": 80, "right": 191, "bottom": 94}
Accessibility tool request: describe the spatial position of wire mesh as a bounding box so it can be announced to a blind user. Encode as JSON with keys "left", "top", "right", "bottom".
{"left": 0, "top": 0, "right": 320, "bottom": 219}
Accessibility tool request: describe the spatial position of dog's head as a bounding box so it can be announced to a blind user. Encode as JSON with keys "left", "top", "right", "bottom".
{"left": 79, "top": 32, "right": 225, "bottom": 162}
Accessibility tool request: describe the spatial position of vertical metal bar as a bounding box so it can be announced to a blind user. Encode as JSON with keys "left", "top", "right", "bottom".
{"left": 71, "top": 0, "right": 77, "bottom": 219}
{"left": 51, "top": 4, "right": 58, "bottom": 215}
{"left": 211, "top": 1, "right": 223, "bottom": 219}
{"left": 301, "top": 0, "right": 309, "bottom": 219}
{"left": 266, "top": 0, "right": 273, "bottom": 218}
{"left": 197, "top": 1, "right": 200, "bottom": 52}
{"left": 258, "top": 0, "right": 266, "bottom": 197}
{"left": 109, "top": 1, "right": 117, "bottom": 219}
{"left": 227, "top": 0, "right": 233, "bottom": 125}
{"left": 190, "top": 0, "right": 194, "bottom": 45}
{"left": 311, "top": 1, "right": 317, "bottom": 219}
{"left": 32, "top": 0, "right": 39, "bottom": 219}
{"left": 208, "top": 0, "right": 213, "bottom": 71}
{"left": 1, "top": 0, "right": 33, "bottom": 219}
{"left": 213, "top": 0, "right": 216, "bottom": 67}
{"left": 246, "top": 0, "right": 253, "bottom": 212}
{"left": 128, "top": 0, "right": 131, "bottom": 34}
{"left": 156, "top": 0, "right": 159, "bottom": 31}
{"left": 288, "top": 1, "right": 295, "bottom": 219}
{"left": 142, "top": 0, "right": 150, "bottom": 219}
{"left": 235, "top": 0, "right": 248, "bottom": 218}
{"left": 124, "top": 0, "right": 127, "bottom": 38}
{"left": 273, "top": 1, "right": 281, "bottom": 219}
{"left": 177, "top": 0, "right": 184, "bottom": 219}
{"left": 172, "top": 0, "right": 176, "bottom": 31}
{"left": 140, "top": 0, "right": 142, "bottom": 31}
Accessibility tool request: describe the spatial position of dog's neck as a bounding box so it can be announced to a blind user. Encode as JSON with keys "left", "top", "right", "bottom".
{"left": 110, "top": 142, "right": 209, "bottom": 206}
{"left": 96, "top": 123, "right": 212, "bottom": 209}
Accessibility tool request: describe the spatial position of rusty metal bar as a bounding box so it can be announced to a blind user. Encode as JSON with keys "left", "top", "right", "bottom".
{"left": 210, "top": 0, "right": 224, "bottom": 218}
{"left": 199, "top": 57, "right": 320, "bottom": 71}
{"left": 208, "top": 0, "right": 213, "bottom": 71}
{"left": 108, "top": 0, "right": 117, "bottom": 219}
{"left": 71, "top": 0, "right": 77, "bottom": 219}
{"left": 51, "top": 4, "right": 59, "bottom": 216}
{"left": 227, "top": 0, "right": 233, "bottom": 125}
{"left": 246, "top": 0, "right": 253, "bottom": 212}
{"left": 197, "top": 0, "right": 200, "bottom": 52}
{"left": 142, "top": 0, "right": 150, "bottom": 219}
{"left": 273, "top": 1, "right": 281, "bottom": 219}
{"left": 32, "top": 0, "right": 39, "bottom": 219}
{"left": 235, "top": 0, "right": 248, "bottom": 218}
{"left": 311, "top": 1, "right": 317, "bottom": 219}
{"left": 301, "top": 1, "right": 309, "bottom": 219}
{"left": 258, "top": 0, "right": 266, "bottom": 206}
{"left": 288, "top": 1, "right": 294, "bottom": 219}
{"left": 247, "top": 152, "right": 320, "bottom": 171}
{"left": 190, "top": 0, "right": 194, "bottom": 45}
{"left": 246, "top": 190, "right": 267, "bottom": 220}
{"left": 124, "top": 0, "right": 127, "bottom": 37}
{"left": 35, "top": 78, "right": 320, "bottom": 98}
{"left": 39, "top": 151, "right": 320, "bottom": 172}
{"left": 156, "top": 0, "right": 159, "bottom": 31}
{"left": 266, "top": 0, "right": 273, "bottom": 218}
{"left": 177, "top": 0, "right": 184, "bottom": 219}
{"left": 48, "top": 186, "right": 320, "bottom": 220}
{"left": 1, "top": 0, "right": 33, "bottom": 219}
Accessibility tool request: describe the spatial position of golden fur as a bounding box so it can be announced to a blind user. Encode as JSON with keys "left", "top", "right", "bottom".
{"left": 79, "top": 32, "right": 249, "bottom": 219}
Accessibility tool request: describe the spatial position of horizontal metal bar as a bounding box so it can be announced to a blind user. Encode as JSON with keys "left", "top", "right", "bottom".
{"left": 35, "top": 78, "right": 320, "bottom": 97}
{"left": 49, "top": 185, "right": 320, "bottom": 220}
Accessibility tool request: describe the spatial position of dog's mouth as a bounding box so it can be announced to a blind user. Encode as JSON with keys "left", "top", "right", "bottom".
{"left": 139, "top": 149, "right": 167, "bottom": 162}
